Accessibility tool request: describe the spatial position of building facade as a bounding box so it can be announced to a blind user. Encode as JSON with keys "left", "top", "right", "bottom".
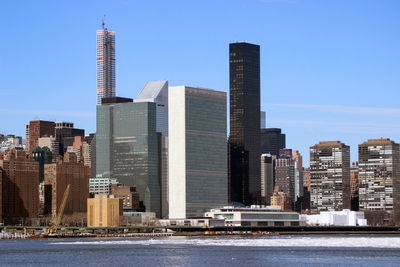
{"left": 310, "top": 141, "right": 351, "bottom": 213}
{"left": 260, "top": 128, "right": 286, "bottom": 156}
{"left": 229, "top": 42, "right": 261, "bottom": 205}
{"left": 358, "top": 139, "right": 400, "bottom": 224}
{"left": 169, "top": 86, "right": 228, "bottom": 218}
{"left": 96, "top": 97, "right": 160, "bottom": 217}
{"left": 96, "top": 25, "right": 116, "bottom": 104}
{"left": 87, "top": 194, "right": 122, "bottom": 227}
{"left": 26, "top": 120, "right": 55, "bottom": 154}
{"left": 44, "top": 153, "right": 90, "bottom": 218}
{"left": 261, "top": 154, "right": 274, "bottom": 205}
{"left": 0, "top": 149, "right": 40, "bottom": 223}
{"left": 205, "top": 206, "right": 303, "bottom": 227}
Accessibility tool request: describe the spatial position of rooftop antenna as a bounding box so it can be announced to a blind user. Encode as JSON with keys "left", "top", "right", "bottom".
{"left": 102, "top": 14, "right": 106, "bottom": 29}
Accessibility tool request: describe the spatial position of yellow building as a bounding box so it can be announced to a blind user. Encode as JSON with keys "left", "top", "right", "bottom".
{"left": 87, "top": 195, "right": 122, "bottom": 227}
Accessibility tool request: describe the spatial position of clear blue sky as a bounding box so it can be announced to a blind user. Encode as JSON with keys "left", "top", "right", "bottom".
{"left": 1, "top": 0, "right": 399, "bottom": 166}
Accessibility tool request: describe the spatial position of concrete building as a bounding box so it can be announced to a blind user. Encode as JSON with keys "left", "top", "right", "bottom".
{"left": 0, "top": 136, "right": 24, "bottom": 153}
{"left": 205, "top": 206, "right": 304, "bottom": 227}
{"left": 261, "top": 154, "right": 274, "bottom": 205}
{"left": 66, "top": 136, "right": 84, "bottom": 163}
{"left": 310, "top": 141, "right": 351, "bottom": 213}
{"left": 169, "top": 86, "right": 228, "bottom": 218}
{"left": 38, "top": 136, "right": 59, "bottom": 162}
{"left": 44, "top": 153, "right": 90, "bottom": 218}
{"left": 358, "top": 139, "right": 400, "bottom": 224}
{"left": 270, "top": 186, "right": 292, "bottom": 211}
{"left": 82, "top": 134, "right": 95, "bottom": 168}
{"left": 55, "top": 121, "right": 84, "bottom": 157}
{"left": 26, "top": 120, "right": 55, "bottom": 154}
{"left": 275, "top": 150, "right": 295, "bottom": 208}
{"left": 303, "top": 168, "right": 311, "bottom": 192}
{"left": 96, "top": 23, "right": 116, "bottom": 105}
{"left": 96, "top": 97, "right": 160, "bottom": 217}
{"left": 111, "top": 183, "right": 140, "bottom": 210}
{"left": 229, "top": 42, "right": 261, "bottom": 205}
{"left": 87, "top": 195, "right": 122, "bottom": 227}
{"left": 260, "top": 128, "right": 286, "bottom": 156}
{"left": 0, "top": 149, "right": 40, "bottom": 224}
{"left": 350, "top": 162, "right": 359, "bottom": 211}
{"left": 89, "top": 176, "right": 118, "bottom": 195}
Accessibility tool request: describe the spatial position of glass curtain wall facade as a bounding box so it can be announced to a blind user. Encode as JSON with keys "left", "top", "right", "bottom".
{"left": 96, "top": 100, "right": 160, "bottom": 217}
{"left": 358, "top": 139, "right": 400, "bottom": 224}
{"left": 229, "top": 42, "right": 261, "bottom": 205}
{"left": 169, "top": 86, "right": 228, "bottom": 218}
{"left": 310, "top": 141, "right": 351, "bottom": 213}
{"left": 260, "top": 128, "right": 286, "bottom": 156}
{"left": 97, "top": 28, "right": 116, "bottom": 105}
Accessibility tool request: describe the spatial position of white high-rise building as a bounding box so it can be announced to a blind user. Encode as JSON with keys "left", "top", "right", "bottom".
{"left": 168, "top": 86, "right": 228, "bottom": 218}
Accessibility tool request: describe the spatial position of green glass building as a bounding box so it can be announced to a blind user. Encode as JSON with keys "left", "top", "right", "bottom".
{"left": 96, "top": 97, "right": 160, "bottom": 217}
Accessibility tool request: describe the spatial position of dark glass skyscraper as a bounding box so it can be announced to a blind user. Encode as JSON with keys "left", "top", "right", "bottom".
{"left": 229, "top": 42, "right": 261, "bottom": 205}
{"left": 260, "top": 128, "right": 286, "bottom": 156}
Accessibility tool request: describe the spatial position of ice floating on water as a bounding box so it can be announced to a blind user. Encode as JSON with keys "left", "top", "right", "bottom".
{"left": 52, "top": 236, "right": 400, "bottom": 248}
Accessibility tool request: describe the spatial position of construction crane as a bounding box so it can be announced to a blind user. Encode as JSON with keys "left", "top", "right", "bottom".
{"left": 48, "top": 184, "right": 70, "bottom": 234}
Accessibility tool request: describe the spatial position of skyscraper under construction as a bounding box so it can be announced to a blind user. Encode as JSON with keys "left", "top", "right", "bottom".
{"left": 96, "top": 20, "right": 116, "bottom": 105}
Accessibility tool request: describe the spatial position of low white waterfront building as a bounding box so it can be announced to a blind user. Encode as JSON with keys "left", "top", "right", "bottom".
{"left": 302, "top": 209, "right": 367, "bottom": 226}
{"left": 204, "top": 205, "right": 305, "bottom": 227}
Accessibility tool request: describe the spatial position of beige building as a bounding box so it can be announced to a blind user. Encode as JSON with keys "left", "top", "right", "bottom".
{"left": 87, "top": 195, "right": 123, "bottom": 227}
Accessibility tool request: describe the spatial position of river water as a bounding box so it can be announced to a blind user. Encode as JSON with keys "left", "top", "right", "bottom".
{"left": 0, "top": 235, "right": 400, "bottom": 266}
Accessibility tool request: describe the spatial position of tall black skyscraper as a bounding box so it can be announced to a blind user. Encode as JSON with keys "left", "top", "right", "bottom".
{"left": 260, "top": 128, "right": 286, "bottom": 156}
{"left": 228, "top": 42, "right": 261, "bottom": 205}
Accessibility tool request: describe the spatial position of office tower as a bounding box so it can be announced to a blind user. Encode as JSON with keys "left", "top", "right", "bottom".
{"left": 66, "top": 136, "right": 84, "bottom": 163}
{"left": 89, "top": 135, "right": 96, "bottom": 178}
{"left": 0, "top": 149, "right": 40, "bottom": 224}
{"left": 135, "top": 81, "right": 169, "bottom": 136}
{"left": 55, "top": 121, "right": 84, "bottom": 156}
{"left": 358, "top": 139, "right": 400, "bottom": 224}
{"left": 135, "top": 81, "right": 169, "bottom": 217}
{"left": 350, "top": 161, "right": 359, "bottom": 211}
{"left": 96, "top": 23, "right": 116, "bottom": 105}
{"left": 275, "top": 150, "right": 295, "bottom": 210}
{"left": 26, "top": 120, "right": 55, "bottom": 154}
{"left": 111, "top": 184, "right": 140, "bottom": 210}
{"left": 303, "top": 168, "right": 311, "bottom": 191}
{"left": 44, "top": 153, "right": 90, "bottom": 219}
{"left": 293, "top": 150, "right": 304, "bottom": 211}
{"left": 169, "top": 86, "right": 227, "bottom": 218}
{"left": 261, "top": 154, "right": 275, "bottom": 205}
{"left": 260, "top": 111, "right": 266, "bottom": 128}
{"left": 229, "top": 42, "right": 261, "bottom": 205}
{"left": 96, "top": 97, "right": 161, "bottom": 217}
{"left": 160, "top": 136, "right": 169, "bottom": 218}
{"left": 310, "top": 141, "right": 351, "bottom": 213}
{"left": 82, "top": 134, "right": 95, "bottom": 168}
{"left": 260, "top": 128, "right": 286, "bottom": 156}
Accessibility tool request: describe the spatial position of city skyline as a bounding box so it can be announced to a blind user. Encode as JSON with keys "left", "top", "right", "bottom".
{"left": 1, "top": 0, "right": 400, "bottom": 166}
